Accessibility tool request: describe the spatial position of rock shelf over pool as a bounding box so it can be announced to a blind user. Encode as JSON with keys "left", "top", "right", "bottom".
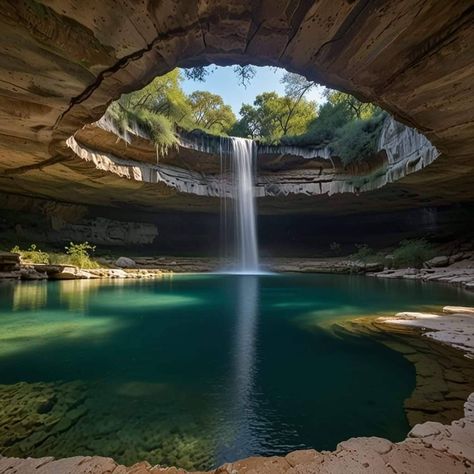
{"left": 0, "top": 1, "right": 473, "bottom": 217}
{"left": 382, "top": 306, "right": 474, "bottom": 357}
{"left": 1, "top": 307, "right": 473, "bottom": 473}
{"left": 63, "top": 115, "right": 443, "bottom": 215}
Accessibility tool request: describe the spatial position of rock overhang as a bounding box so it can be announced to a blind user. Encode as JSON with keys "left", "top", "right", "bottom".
{"left": 0, "top": 0, "right": 473, "bottom": 215}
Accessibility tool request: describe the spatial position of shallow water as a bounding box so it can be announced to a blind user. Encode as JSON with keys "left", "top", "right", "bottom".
{"left": 0, "top": 274, "right": 472, "bottom": 469}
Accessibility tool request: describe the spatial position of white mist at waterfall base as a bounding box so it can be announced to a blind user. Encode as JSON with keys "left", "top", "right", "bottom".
{"left": 219, "top": 137, "right": 263, "bottom": 275}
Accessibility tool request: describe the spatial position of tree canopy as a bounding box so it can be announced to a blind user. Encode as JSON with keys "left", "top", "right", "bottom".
{"left": 231, "top": 73, "right": 317, "bottom": 143}
{"left": 324, "top": 90, "right": 380, "bottom": 120}
{"left": 188, "top": 91, "right": 236, "bottom": 134}
{"left": 103, "top": 70, "right": 188, "bottom": 152}
{"left": 103, "top": 66, "right": 385, "bottom": 165}
{"left": 281, "top": 90, "right": 386, "bottom": 164}
{"left": 103, "top": 69, "right": 237, "bottom": 152}
{"left": 232, "top": 92, "right": 316, "bottom": 142}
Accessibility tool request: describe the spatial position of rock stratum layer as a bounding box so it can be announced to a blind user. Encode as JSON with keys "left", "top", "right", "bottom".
{"left": 65, "top": 115, "right": 439, "bottom": 214}
{"left": 0, "top": 0, "right": 473, "bottom": 215}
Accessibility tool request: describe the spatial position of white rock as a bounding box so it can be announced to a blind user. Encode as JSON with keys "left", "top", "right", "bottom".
{"left": 443, "top": 306, "right": 474, "bottom": 315}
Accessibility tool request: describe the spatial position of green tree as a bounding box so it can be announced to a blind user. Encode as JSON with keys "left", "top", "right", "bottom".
{"left": 184, "top": 65, "right": 256, "bottom": 87}
{"left": 324, "top": 89, "right": 379, "bottom": 120}
{"left": 282, "top": 72, "right": 314, "bottom": 100}
{"left": 392, "top": 239, "right": 435, "bottom": 269}
{"left": 188, "top": 91, "right": 236, "bottom": 134}
{"left": 104, "top": 69, "right": 192, "bottom": 151}
{"left": 119, "top": 69, "right": 194, "bottom": 127}
{"left": 234, "top": 91, "right": 316, "bottom": 143}
{"left": 230, "top": 103, "right": 261, "bottom": 139}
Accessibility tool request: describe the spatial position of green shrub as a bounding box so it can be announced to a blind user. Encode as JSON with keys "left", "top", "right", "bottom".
{"left": 64, "top": 242, "right": 99, "bottom": 269}
{"left": 392, "top": 239, "right": 435, "bottom": 269}
{"left": 351, "top": 244, "right": 374, "bottom": 263}
{"left": 282, "top": 102, "right": 352, "bottom": 147}
{"left": 104, "top": 102, "right": 178, "bottom": 154}
{"left": 331, "top": 112, "right": 386, "bottom": 165}
{"left": 329, "top": 242, "right": 341, "bottom": 255}
{"left": 10, "top": 244, "right": 49, "bottom": 264}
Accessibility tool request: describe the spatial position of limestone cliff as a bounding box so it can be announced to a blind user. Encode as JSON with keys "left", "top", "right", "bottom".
{"left": 65, "top": 116, "right": 440, "bottom": 210}
{"left": 0, "top": 0, "right": 472, "bottom": 218}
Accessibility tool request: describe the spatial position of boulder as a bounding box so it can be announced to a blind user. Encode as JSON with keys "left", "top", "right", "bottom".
{"left": 426, "top": 256, "right": 449, "bottom": 268}
{"left": 33, "top": 264, "right": 98, "bottom": 280}
{"left": 0, "top": 271, "right": 20, "bottom": 279}
{"left": 107, "top": 269, "right": 129, "bottom": 278}
{"left": 0, "top": 252, "right": 20, "bottom": 272}
{"left": 449, "top": 253, "right": 465, "bottom": 264}
{"left": 115, "top": 257, "right": 137, "bottom": 268}
{"left": 19, "top": 267, "right": 47, "bottom": 280}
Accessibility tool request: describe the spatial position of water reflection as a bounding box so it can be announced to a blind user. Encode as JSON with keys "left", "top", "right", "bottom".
{"left": 219, "top": 275, "right": 261, "bottom": 463}
{"left": 58, "top": 279, "right": 103, "bottom": 311}
{"left": 13, "top": 282, "right": 47, "bottom": 310}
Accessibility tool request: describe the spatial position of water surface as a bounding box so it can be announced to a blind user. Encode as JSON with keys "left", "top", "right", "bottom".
{"left": 0, "top": 274, "right": 472, "bottom": 469}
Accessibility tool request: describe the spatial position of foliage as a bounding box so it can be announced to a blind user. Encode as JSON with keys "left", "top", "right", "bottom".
{"left": 105, "top": 101, "right": 178, "bottom": 153}
{"left": 324, "top": 90, "right": 380, "bottom": 120}
{"left": 329, "top": 242, "right": 341, "bottom": 255}
{"left": 233, "top": 91, "right": 316, "bottom": 143}
{"left": 282, "top": 101, "right": 353, "bottom": 146}
{"left": 103, "top": 70, "right": 195, "bottom": 152}
{"left": 233, "top": 65, "right": 257, "bottom": 87}
{"left": 184, "top": 65, "right": 257, "bottom": 87}
{"left": 392, "top": 239, "right": 435, "bottom": 269}
{"left": 351, "top": 244, "right": 375, "bottom": 263}
{"left": 120, "top": 70, "right": 188, "bottom": 115}
{"left": 188, "top": 91, "right": 236, "bottom": 134}
{"left": 282, "top": 92, "right": 387, "bottom": 166}
{"left": 10, "top": 244, "right": 49, "bottom": 264}
{"left": 63, "top": 242, "right": 98, "bottom": 269}
{"left": 103, "top": 67, "right": 386, "bottom": 167}
{"left": 9, "top": 242, "right": 100, "bottom": 269}
{"left": 231, "top": 72, "right": 317, "bottom": 142}
{"left": 183, "top": 66, "right": 213, "bottom": 82}
{"left": 104, "top": 68, "right": 240, "bottom": 145}
{"left": 282, "top": 72, "right": 315, "bottom": 100}
{"left": 331, "top": 112, "right": 387, "bottom": 165}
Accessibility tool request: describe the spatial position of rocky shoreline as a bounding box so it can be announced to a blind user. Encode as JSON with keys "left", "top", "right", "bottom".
{"left": 1, "top": 307, "right": 473, "bottom": 473}
{"left": 2, "top": 234, "right": 473, "bottom": 290}
{"left": 2, "top": 251, "right": 473, "bottom": 291}
{"left": 334, "top": 309, "right": 474, "bottom": 427}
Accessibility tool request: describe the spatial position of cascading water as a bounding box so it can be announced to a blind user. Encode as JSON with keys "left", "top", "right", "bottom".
{"left": 220, "top": 137, "right": 259, "bottom": 273}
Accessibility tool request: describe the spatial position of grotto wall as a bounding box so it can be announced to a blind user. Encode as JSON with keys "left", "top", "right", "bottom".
{"left": 0, "top": 0, "right": 473, "bottom": 218}
{"left": 66, "top": 115, "right": 440, "bottom": 211}
{"left": 1, "top": 113, "right": 470, "bottom": 253}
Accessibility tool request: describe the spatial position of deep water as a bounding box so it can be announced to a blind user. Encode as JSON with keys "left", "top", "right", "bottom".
{"left": 0, "top": 274, "right": 472, "bottom": 470}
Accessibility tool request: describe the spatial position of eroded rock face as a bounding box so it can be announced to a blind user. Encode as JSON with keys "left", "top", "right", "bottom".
{"left": 63, "top": 116, "right": 442, "bottom": 215}
{"left": 0, "top": 1, "right": 472, "bottom": 216}
{"left": 0, "top": 191, "right": 158, "bottom": 246}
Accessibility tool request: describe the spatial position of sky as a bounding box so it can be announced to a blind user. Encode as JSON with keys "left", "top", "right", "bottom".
{"left": 181, "top": 66, "right": 327, "bottom": 117}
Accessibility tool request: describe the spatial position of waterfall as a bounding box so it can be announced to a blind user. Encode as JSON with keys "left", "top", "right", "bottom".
{"left": 220, "top": 137, "right": 259, "bottom": 273}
